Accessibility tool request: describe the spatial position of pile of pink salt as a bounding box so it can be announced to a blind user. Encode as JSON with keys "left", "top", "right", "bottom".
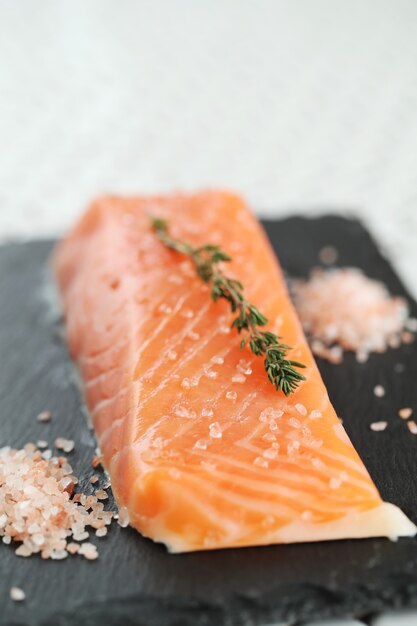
{"left": 0, "top": 443, "right": 113, "bottom": 560}
{"left": 292, "top": 268, "right": 414, "bottom": 363}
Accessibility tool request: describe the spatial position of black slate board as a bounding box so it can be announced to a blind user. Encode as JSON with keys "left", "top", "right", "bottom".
{"left": 1, "top": 216, "right": 417, "bottom": 626}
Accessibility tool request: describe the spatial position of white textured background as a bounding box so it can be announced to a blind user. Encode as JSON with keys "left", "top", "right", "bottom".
{"left": 1, "top": 0, "right": 417, "bottom": 297}
{"left": 1, "top": 2, "right": 417, "bottom": 624}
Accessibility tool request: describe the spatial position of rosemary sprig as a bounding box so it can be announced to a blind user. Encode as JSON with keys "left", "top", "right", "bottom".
{"left": 152, "top": 218, "right": 306, "bottom": 395}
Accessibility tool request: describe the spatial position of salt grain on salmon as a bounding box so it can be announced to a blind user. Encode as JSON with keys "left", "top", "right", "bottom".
{"left": 253, "top": 456, "right": 269, "bottom": 468}
{"left": 329, "top": 477, "right": 342, "bottom": 489}
{"left": 209, "top": 422, "right": 222, "bottom": 439}
{"left": 295, "top": 403, "right": 307, "bottom": 416}
{"left": 407, "top": 421, "right": 417, "bottom": 435}
{"left": 399, "top": 407, "right": 413, "bottom": 420}
{"left": 370, "top": 421, "right": 388, "bottom": 432}
{"left": 194, "top": 439, "right": 208, "bottom": 450}
{"left": 309, "top": 410, "right": 322, "bottom": 420}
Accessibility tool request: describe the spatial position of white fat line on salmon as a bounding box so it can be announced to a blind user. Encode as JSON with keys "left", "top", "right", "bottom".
{"left": 150, "top": 466, "right": 360, "bottom": 523}
{"left": 79, "top": 289, "right": 191, "bottom": 364}
{"left": 134, "top": 325, "right": 236, "bottom": 410}
{"left": 183, "top": 462, "right": 359, "bottom": 511}
{"left": 134, "top": 269, "right": 268, "bottom": 381}
{"left": 130, "top": 474, "right": 244, "bottom": 537}
{"left": 90, "top": 383, "right": 137, "bottom": 418}
{"left": 191, "top": 447, "right": 376, "bottom": 497}
{"left": 137, "top": 301, "right": 212, "bottom": 381}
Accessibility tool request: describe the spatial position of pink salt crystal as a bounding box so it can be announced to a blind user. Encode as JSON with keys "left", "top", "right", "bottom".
{"left": 10, "top": 587, "right": 25, "bottom": 602}
{"left": 36, "top": 440, "right": 48, "bottom": 449}
{"left": 309, "top": 410, "right": 322, "bottom": 420}
{"left": 15, "top": 545, "right": 32, "bottom": 557}
{"left": 329, "top": 477, "right": 342, "bottom": 489}
{"left": 117, "top": 507, "right": 130, "bottom": 528}
{"left": 89, "top": 475, "right": 99, "bottom": 484}
{"left": 373, "top": 385, "right": 385, "bottom": 398}
{"left": 63, "top": 440, "right": 75, "bottom": 453}
{"left": 263, "top": 448, "right": 278, "bottom": 460}
{"left": 407, "top": 421, "right": 417, "bottom": 435}
{"left": 91, "top": 455, "right": 103, "bottom": 469}
{"left": 253, "top": 456, "right": 269, "bottom": 468}
{"left": 204, "top": 369, "right": 218, "bottom": 380}
{"left": 0, "top": 444, "right": 113, "bottom": 561}
{"left": 226, "top": 391, "right": 237, "bottom": 401}
{"left": 402, "top": 331, "right": 414, "bottom": 344}
{"left": 193, "top": 439, "right": 208, "bottom": 450}
{"left": 370, "top": 421, "right": 388, "bottom": 432}
{"left": 95, "top": 527, "right": 108, "bottom": 537}
{"left": 295, "top": 403, "right": 307, "bottom": 416}
{"left": 79, "top": 542, "right": 98, "bottom": 560}
{"left": 95, "top": 490, "right": 108, "bottom": 500}
{"left": 399, "top": 407, "right": 413, "bottom": 419}
{"left": 231, "top": 374, "right": 246, "bottom": 384}
{"left": 50, "top": 549, "right": 68, "bottom": 560}
{"left": 319, "top": 245, "right": 338, "bottom": 265}
{"left": 209, "top": 422, "right": 222, "bottom": 439}
{"left": 406, "top": 318, "right": 417, "bottom": 332}
{"left": 292, "top": 268, "right": 411, "bottom": 362}
{"left": 37, "top": 411, "right": 51, "bottom": 422}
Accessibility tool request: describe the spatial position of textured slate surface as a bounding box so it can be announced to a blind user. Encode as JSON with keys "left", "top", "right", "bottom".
{"left": 1, "top": 216, "right": 417, "bottom": 626}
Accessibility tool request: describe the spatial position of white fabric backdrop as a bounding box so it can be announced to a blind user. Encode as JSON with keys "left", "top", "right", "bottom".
{"left": 1, "top": 0, "right": 417, "bottom": 297}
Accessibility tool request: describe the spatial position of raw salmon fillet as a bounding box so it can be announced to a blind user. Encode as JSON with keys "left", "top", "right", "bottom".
{"left": 54, "top": 191, "right": 416, "bottom": 552}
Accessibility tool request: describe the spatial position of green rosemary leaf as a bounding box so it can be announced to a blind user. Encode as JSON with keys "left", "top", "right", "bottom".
{"left": 152, "top": 217, "right": 306, "bottom": 395}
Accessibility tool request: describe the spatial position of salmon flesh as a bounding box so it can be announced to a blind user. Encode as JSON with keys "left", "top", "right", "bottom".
{"left": 53, "top": 191, "right": 416, "bottom": 552}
